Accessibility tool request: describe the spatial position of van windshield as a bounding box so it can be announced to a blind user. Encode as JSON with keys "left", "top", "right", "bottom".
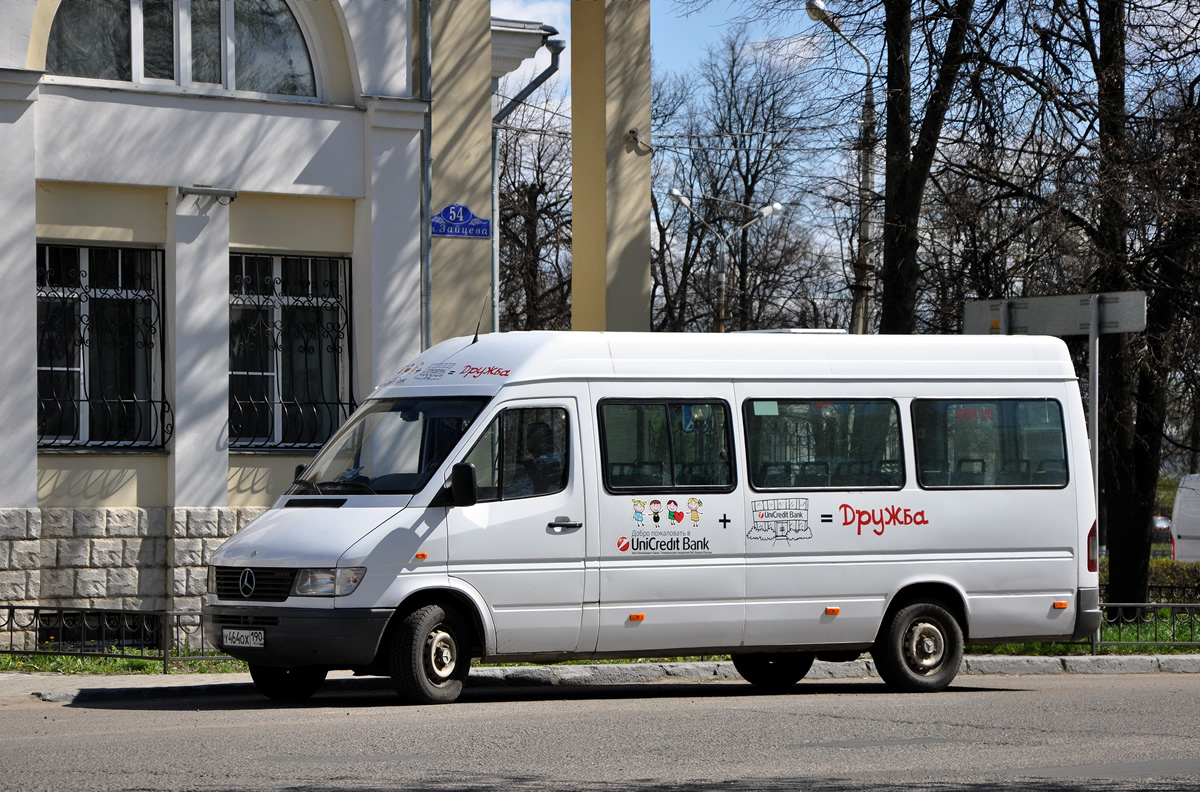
{"left": 291, "top": 397, "right": 489, "bottom": 496}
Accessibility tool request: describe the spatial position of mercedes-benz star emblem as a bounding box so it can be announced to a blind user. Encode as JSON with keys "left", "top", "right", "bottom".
{"left": 238, "top": 568, "right": 256, "bottom": 598}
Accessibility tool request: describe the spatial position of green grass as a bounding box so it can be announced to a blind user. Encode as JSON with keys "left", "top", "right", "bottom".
{"left": 0, "top": 650, "right": 247, "bottom": 675}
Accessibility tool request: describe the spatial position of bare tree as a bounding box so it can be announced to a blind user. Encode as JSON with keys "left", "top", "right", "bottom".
{"left": 495, "top": 81, "right": 572, "bottom": 331}
{"left": 652, "top": 28, "right": 844, "bottom": 331}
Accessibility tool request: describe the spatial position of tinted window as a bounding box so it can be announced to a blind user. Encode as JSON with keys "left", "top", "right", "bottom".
{"left": 744, "top": 399, "right": 903, "bottom": 489}
{"left": 912, "top": 399, "right": 1067, "bottom": 488}
{"left": 600, "top": 401, "right": 733, "bottom": 491}
{"left": 463, "top": 407, "right": 569, "bottom": 502}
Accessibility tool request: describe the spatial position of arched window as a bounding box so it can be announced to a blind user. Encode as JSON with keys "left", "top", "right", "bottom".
{"left": 46, "top": 0, "right": 316, "bottom": 99}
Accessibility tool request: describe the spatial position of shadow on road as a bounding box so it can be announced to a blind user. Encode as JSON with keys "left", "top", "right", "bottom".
{"left": 188, "top": 777, "right": 1200, "bottom": 792}
{"left": 66, "top": 677, "right": 1016, "bottom": 711}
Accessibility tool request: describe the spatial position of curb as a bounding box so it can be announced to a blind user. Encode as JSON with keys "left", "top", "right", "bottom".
{"left": 14, "top": 654, "right": 1200, "bottom": 705}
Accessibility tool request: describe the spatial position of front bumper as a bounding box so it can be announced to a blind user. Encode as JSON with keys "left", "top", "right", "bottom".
{"left": 203, "top": 604, "right": 393, "bottom": 668}
{"left": 1071, "top": 587, "right": 1102, "bottom": 641}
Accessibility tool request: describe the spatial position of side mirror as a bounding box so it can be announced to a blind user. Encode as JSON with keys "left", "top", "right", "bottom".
{"left": 449, "top": 462, "right": 478, "bottom": 508}
{"left": 294, "top": 463, "right": 307, "bottom": 480}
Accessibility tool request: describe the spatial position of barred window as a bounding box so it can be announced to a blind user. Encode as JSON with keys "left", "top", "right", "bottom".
{"left": 229, "top": 253, "right": 354, "bottom": 449}
{"left": 36, "top": 244, "right": 172, "bottom": 447}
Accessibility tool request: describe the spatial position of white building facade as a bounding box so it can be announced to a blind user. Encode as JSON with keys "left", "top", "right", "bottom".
{"left": 0, "top": 0, "right": 549, "bottom": 618}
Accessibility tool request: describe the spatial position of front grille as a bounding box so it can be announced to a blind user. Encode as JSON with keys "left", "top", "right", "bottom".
{"left": 211, "top": 614, "right": 281, "bottom": 627}
{"left": 213, "top": 567, "right": 297, "bottom": 602}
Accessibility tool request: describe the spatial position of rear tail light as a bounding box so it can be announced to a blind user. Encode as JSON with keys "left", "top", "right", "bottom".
{"left": 1087, "top": 521, "right": 1098, "bottom": 572}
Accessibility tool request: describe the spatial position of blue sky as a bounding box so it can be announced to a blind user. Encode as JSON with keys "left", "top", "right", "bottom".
{"left": 492, "top": 0, "right": 765, "bottom": 88}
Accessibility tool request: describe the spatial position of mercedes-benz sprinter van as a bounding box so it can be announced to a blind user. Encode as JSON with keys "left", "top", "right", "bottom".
{"left": 203, "top": 332, "right": 1100, "bottom": 703}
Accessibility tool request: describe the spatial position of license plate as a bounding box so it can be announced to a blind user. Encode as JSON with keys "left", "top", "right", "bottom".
{"left": 222, "top": 628, "right": 264, "bottom": 649}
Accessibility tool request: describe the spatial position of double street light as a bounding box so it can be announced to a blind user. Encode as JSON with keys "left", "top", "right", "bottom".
{"left": 667, "top": 188, "right": 784, "bottom": 333}
{"left": 807, "top": 0, "right": 876, "bottom": 335}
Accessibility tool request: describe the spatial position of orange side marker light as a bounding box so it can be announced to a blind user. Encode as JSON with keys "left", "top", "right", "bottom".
{"left": 629, "top": 613, "right": 645, "bottom": 622}
{"left": 825, "top": 607, "right": 841, "bottom": 616}
{"left": 414, "top": 552, "right": 428, "bottom": 561}
{"left": 1053, "top": 601, "right": 1068, "bottom": 610}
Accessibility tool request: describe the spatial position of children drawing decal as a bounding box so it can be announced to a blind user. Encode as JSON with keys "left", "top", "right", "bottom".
{"left": 623, "top": 497, "right": 712, "bottom": 555}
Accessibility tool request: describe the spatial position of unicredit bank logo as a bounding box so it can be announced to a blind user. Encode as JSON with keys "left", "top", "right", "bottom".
{"left": 617, "top": 536, "right": 630, "bottom": 553}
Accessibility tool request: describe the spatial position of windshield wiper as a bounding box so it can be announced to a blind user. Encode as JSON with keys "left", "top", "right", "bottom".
{"left": 291, "top": 479, "right": 323, "bottom": 495}
{"left": 314, "top": 480, "right": 379, "bottom": 495}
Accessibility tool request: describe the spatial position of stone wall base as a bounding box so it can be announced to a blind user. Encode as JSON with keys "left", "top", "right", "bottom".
{"left": 1, "top": 507, "right": 267, "bottom": 612}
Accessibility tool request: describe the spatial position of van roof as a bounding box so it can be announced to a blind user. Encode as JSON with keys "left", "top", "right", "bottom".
{"left": 370, "top": 331, "right": 1077, "bottom": 398}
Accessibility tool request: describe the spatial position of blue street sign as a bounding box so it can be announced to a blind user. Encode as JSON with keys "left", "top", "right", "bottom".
{"left": 432, "top": 203, "right": 491, "bottom": 239}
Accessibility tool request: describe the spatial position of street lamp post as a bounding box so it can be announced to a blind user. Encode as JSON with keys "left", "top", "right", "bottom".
{"left": 807, "top": 0, "right": 876, "bottom": 335}
{"left": 667, "top": 188, "right": 784, "bottom": 332}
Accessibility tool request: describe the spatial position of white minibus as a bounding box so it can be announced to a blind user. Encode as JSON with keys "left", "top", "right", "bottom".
{"left": 203, "top": 332, "right": 1100, "bottom": 703}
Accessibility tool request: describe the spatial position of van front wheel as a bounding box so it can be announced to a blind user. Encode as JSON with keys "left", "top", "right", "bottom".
{"left": 732, "top": 652, "right": 815, "bottom": 691}
{"left": 871, "top": 602, "right": 963, "bottom": 692}
{"left": 391, "top": 604, "right": 471, "bottom": 704}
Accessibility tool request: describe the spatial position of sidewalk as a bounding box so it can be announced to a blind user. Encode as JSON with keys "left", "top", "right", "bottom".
{"left": 3, "top": 655, "right": 1199, "bottom": 704}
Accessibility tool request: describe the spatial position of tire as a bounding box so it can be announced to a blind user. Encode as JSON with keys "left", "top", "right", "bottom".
{"left": 732, "top": 652, "right": 815, "bottom": 691}
{"left": 248, "top": 664, "right": 328, "bottom": 701}
{"left": 391, "top": 604, "right": 472, "bottom": 704}
{"left": 871, "top": 601, "right": 963, "bottom": 693}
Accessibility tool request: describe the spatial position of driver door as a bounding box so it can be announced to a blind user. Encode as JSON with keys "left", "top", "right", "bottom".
{"left": 446, "top": 396, "right": 587, "bottom": 654}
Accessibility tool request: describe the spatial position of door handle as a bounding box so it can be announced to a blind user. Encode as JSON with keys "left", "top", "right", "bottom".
{"left": 548, "top": 519, "right": 583, "bottom": 533}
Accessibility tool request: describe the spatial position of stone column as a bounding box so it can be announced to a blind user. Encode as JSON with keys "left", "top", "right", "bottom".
{"left": 570, "top": 1, "right": 652, "bottom": 332}
{"left": 0, "top": 69, "right": 41, "bottom": 507}
{"left": 429, "top": 0, "right": 494, "bottom": 342}
{"left": 363, "top": 98, "right": 426, "bottom": 385}
{"left": 166, "top": 189, "right": 231, "bottom": 508}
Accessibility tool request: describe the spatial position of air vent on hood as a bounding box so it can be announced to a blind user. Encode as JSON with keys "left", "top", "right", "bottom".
{"left": 283, "top": 498, "right": 347, "bottom": 508}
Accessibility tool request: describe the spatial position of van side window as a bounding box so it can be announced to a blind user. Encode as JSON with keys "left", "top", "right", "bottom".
{"left": 599, "top": 401, "right": 733, "bottom": 492}
{"left": 462, "top": 407, "right": 569, "bottom": 501}
{"left": 744, "top": 399, "right": 903, "bottom": 490}
{"left": 912, "top": 399, "right": 1067, "bottom": 488}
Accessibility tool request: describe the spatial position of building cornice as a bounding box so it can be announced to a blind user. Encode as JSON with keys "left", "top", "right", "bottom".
{"left": 0, "top": 68, "right": 41, "bottom": 103}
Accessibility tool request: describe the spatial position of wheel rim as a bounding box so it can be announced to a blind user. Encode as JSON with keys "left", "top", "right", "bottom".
{"left": 425, "top": 626, "right": 457, "bottom": 685}
{"left": 902, "top": 619, "right": 945, "bottom": 675}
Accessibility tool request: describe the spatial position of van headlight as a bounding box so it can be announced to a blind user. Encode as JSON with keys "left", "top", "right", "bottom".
{"left": 292, "top": 567, "right": 366, "bottom": 597}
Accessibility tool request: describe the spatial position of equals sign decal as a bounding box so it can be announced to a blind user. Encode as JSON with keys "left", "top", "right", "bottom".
{"left": 820, "top": 514, "right": 833, "bottom": 523}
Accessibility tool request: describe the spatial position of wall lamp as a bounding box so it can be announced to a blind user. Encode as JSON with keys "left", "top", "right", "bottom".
{"left": 179, "top": 185, "right": 238, "bottom": 203}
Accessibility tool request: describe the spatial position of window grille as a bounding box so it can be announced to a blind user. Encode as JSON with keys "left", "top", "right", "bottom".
{"left": 36, "top": 244, "right": 173, "bottom": 448}
{"left": 229, "top": 253, "right": 355, "bottom": 449}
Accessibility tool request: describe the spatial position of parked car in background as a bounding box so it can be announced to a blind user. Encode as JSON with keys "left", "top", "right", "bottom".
{"left": 1171, "top": 476, "right": 1200, "bottom": 562}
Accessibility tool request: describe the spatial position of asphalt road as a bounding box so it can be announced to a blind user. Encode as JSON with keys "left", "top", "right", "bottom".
{"left": 1, "top": 674, "right": 1198, "bottom": 792}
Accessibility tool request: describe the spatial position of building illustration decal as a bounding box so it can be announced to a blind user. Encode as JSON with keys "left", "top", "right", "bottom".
{"left": 748, "top": 498, "right": 812, "bottom": 543}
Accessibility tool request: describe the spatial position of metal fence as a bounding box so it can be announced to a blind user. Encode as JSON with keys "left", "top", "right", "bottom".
{"left": 1092, "top": 603, "right": 1200, "bottom": 650}
{"left": 3, "top": 601, "right": 1198, "bottom": 674}
{"left": 1, "top": 606, "right": 229, "bottom": 674}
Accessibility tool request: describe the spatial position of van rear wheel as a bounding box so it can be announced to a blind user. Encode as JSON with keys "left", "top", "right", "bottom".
{"left": 391, "top": 604, "right": 472, "bottom": 704}
{"left": 871, "top": 602, "right": 963, "bottom": 692}
{"left": 732, "top": 652, "right": 815, "bottom": 691}
{"left": 248, "top": 664, "right": 327, "bottom": 701}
